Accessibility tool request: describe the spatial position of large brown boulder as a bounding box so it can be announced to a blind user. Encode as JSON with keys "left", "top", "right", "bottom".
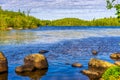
{"left": 82, "top": 58, "right": 115, "bottom": 80}
{"left": 110, "top": 53, "right": 120, "bottom": 60}
{"left": 0, "top": 52, "right": 8, "bottom": 73}
{"left": 16, "top": 53, "right": 48, "bottom": 73}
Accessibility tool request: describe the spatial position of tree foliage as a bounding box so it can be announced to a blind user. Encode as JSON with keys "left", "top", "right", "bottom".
{"left": 0, "top": 6, "right": 120, "bottom": 30}
{"left": 47, "top": 17, "right": 120, "bottom": 26}
{"left": 102, "top": 66, "right": 120, "bottom": 80}
{"left": 106, "top": 0, "right": 120, "bottom": 21}
{"left": 0, "top": 7, "right": 42, "bottom": 30}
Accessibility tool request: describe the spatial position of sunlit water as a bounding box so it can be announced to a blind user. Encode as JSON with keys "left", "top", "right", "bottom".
{"left": 0, "top": 26, "right": 120, "bottom": 80}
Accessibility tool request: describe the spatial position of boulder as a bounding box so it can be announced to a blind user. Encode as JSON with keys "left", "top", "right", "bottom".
{"left": 16, "top": 53, "right": 48, "bottom": 73}
{"left": 110, "top": 53, "right": 120, "bottom": 60}
{"left": 0, "top": 52, "right": 8, "bottom": 73}
{"left": 24, "top": 54, "right": 48, "bottom": 69}
{"left": 82, "top": 58, "right": 115, "bottom": 80}
{"left": 72, "top": 62, "right": 82, "bottom": 68}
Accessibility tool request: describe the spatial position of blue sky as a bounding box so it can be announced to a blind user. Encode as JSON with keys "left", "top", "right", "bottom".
{"left": 0, "top": 0, "right": 118, "bottom": 20}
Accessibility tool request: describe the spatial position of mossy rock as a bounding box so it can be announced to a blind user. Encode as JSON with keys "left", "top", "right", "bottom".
{"left": 102, "top": 66, "right": 120, "bottom": 80}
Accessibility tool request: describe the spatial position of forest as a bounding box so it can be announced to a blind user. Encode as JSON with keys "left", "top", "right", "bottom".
{"left": 0, "top": 6, "right": 120, "bottom": 30}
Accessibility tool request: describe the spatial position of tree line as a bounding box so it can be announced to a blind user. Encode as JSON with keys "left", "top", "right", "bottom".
{"left": 0, "top": 6, "right": 120, "bottom": 30}
{"left": 0, "top": 7, "right": 44, "bottom": 30}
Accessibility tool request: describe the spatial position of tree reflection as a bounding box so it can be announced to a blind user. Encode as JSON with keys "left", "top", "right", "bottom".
{"left": 0, "top": 30, "right": 36, "bottom": 45}
{"left": 16, "top": 69, "right": 48, "bottom": 80}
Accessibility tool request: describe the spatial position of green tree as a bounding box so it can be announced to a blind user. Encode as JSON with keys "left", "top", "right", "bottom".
{"left": 106, "top": 0, "right": 120, "bottom": 22}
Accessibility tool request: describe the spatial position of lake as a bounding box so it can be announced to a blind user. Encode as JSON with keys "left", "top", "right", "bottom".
{"left": 0, "top": 26, "right": 120, "bottom": 80}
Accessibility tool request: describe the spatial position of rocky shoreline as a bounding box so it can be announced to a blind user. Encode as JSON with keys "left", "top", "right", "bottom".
{"left": 0, "top": 51, "right": 119, "bottom": 80}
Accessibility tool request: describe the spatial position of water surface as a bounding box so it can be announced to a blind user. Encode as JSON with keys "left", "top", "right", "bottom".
{"left": 0, "top": 26, "right": 120, "bottom": 80}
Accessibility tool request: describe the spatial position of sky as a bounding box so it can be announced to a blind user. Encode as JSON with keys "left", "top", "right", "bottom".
{"left": 0, "top": 0, "right": 119, "bottom": 20}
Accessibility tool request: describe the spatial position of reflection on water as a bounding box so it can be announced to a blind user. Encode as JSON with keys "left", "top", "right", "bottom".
{"left": 0, "top": 72, "right": 8, "bottom": 80}
{"left": 0, "top": 26, "right": 120, "bottom": 80}
{"left": 1, "top": 27, "right": 120, "bottom": 45}
{"left": 16, "top": 69, "right": 48, "bottom": 80}
{"left": 0, "top": 30, "right": 36, "bottom": 45}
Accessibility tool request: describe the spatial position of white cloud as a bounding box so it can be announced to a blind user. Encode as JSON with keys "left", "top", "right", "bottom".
{"left": 0, "top": 0, "right": 117, "bottom": 20}
{"left": 1, "top": 0, "right": 106, "bottom": 10}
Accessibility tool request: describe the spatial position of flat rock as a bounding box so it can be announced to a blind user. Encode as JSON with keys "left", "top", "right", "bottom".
{"left": 82, "top": 70, "right": 100, "bottom": 80}
{"left": 110, "top": 53, "right": 120, "bottom": 60}
{"left": 88, "top": 58, "right": 115, "bottom": 72}
{"left": 39, "top": 50, "right": 49, "bottom": 54}
{"left": 82, "top": 58, "right": 116, "bottom": 80}
{"left": 16, "top": 65, "right": 34, "bottom": 73}
{"left": 72, "top": 62, "right": 82, "bottom": 68}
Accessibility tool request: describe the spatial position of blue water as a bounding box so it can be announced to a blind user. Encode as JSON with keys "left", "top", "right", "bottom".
{"left": 0, "top": 26, "right": 120, "bottom": 80}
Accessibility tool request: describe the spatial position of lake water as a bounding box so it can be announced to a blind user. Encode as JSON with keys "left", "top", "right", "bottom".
{"left": 0, "top": 26, "right": 120, "bottom": 80}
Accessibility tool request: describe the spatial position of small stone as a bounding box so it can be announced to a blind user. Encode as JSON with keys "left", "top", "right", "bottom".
{"left": 39, "top": 50, "right": 49, "bottom": 54}
{"left": 92, "top": 50, "right": 98, "bottom": 55}
{"left": 72, "top": 62, "right": 82, "bottom": 68}
{"left": 16, "top": 66, "right": 24, "bottom": 73}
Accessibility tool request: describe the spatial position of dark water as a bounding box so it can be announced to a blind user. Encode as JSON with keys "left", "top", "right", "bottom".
{"left": 0, "top": 26, "right": 120, "bottom": 80}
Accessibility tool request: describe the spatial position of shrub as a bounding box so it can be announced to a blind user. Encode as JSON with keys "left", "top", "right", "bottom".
{"left": 102, "top": 66, "right": 120, "bottom": 80}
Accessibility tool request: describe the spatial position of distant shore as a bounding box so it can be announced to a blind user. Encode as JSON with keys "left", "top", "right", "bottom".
{"left": 0, "top": 7, "right": 120, "bottom": 30}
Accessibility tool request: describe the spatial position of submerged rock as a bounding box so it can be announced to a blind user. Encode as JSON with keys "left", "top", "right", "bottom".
{"left": 82, "top": 58, "right": 115, "bottom": 80}
{"left": 39, "top": 50, "right": 49, "bottom": 54}
{"left": 92, "top": 50, "right": 98, "bottom": 55}
{"left": 0, "top": 52, "right": 8, "bottom": 73}
{"left": 16, "top": 53, "right": 48, "bottom": 73}
{"left": 110, "top": 53, "right": 120, "bottom": 60}
{"left": 72, "top": 62, "right": 82, "bottom": 68}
